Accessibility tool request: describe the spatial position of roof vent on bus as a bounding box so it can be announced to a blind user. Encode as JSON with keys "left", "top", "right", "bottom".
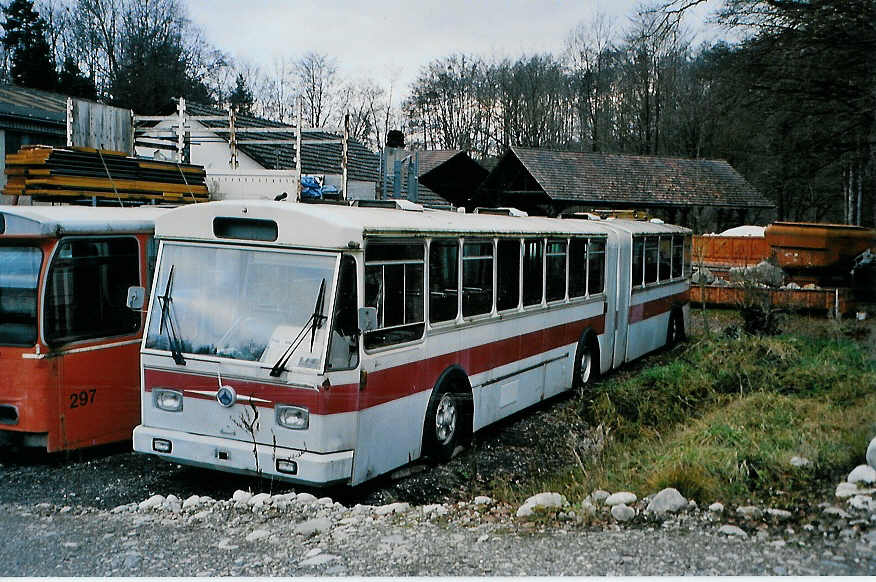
{"left": 650, "top": 218, "right": 665, "bottom": 224}
{"left": 473, "top": 207, "right": 528, "bottom": 217}
{"left": 351, "top": 199, "right": 424, "bottom": 212}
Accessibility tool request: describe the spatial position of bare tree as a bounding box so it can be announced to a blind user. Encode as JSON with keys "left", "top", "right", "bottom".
{"left": 296, "top": 51, "right": 337, "bottom": 127}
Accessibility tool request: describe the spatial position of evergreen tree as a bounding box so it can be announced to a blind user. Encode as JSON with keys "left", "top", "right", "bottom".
{"left": 1, "top": 0, "right": 55, "bottom": 91}
{"left": 228, "top": 73, "right": 254, "bottom": 116}
{"left": 57, "top": 56, "right": 97, "bottom": 100}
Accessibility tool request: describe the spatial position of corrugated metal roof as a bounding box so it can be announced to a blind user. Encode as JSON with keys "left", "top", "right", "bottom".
{"left": 506, "top": 147, "right": 774, "bottom": 209}
{"left": 186, "top": 103, "right": 379, "bottom": 182}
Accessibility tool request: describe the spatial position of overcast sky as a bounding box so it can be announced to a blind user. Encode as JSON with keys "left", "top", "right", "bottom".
{"left": 185, "top": 0, "right": 723, "bottom": 98}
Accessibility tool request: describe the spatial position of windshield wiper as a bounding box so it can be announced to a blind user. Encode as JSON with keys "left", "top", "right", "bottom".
{"left": 157, "top": 265, "right": 186, "bottom": 365}
{"left": 270, "top": 278, "right": 326, "bottom": 377}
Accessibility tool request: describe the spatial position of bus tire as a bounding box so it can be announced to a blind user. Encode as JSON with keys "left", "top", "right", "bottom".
{"left": 573, "top": 329, "right": 600, "bottom": 393}
{"left": 667, "top": 308, "right": 686, "bottom": 346}
{"left": 423, "top": 368, "right": 471, "bottom": 462}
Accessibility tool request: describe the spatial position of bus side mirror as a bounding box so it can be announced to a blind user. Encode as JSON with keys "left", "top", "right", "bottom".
{"left": 357, "top": 307, "right": 377, "bottom": 333}
{"left": 126, "top": 286, "right": 145, "bottom": 310}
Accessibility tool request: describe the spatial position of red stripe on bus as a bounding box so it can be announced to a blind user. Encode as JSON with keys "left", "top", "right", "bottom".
{"left": 144, "top": 311, "right": 606, "bottom": 415}
{"left": 629, "top": 290, "right": 689, "bottom": 324}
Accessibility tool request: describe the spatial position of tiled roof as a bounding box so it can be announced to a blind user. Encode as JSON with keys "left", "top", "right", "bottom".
{"left": 186, "top": 102, "right": 379, "bottom": 182}
{"left": 417, "top": 150, "right": 461, "bottom": 176}
{"left": 508, "top": 146, "right": 773, "bottom": 208}
{"left": 0, "top": 84, "right": 66, "bottom": 124}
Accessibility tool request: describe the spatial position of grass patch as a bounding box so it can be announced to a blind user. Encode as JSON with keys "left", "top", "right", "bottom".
{"left": 503, "top": 327, "right": 876, "bottom": 507}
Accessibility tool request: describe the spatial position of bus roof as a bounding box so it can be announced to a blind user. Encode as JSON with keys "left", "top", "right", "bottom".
{"left": 154, "top": 200, "right": 691, "bottom": 249}
{"left": 0, "top": 205, "right": 171, "bottom": 238}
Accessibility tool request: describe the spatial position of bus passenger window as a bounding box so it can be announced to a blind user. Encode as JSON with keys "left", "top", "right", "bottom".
{"left": 496, "top": 239, "right": 520, "bottom": 310}
{"left": 588, "top": 239, "right": 605, "bottom": 294}
{"left": 569, "top": 238, "right": 587, "bottom": 298}
{"left": 644, "top": 236, "right": 659, "bottom": 284}
{"left": 671, "top": 236, "right": 683, "bottom": 279}
{"left": 44, "top": 237, "right": 140, "bottom": 345}
{"left": 429, "top": 239, "right": 458, "bottom": 323}
{"left": 327, "top": 255, "right": 359, "bottom": 370}
{"left": 659, "top": 237, "right": 672, "bottom": 281}
{"left": 545, "top": 239, "right": 567, "bottom": 302}
{"left": 462, "top": 241, "right": 493, "bottom": 317}
{"left": 363, "top": 242, "right": 425, "bottom": 349}
{"left": 522, "top": 239, "right": 543, "bottom": 307}
{"left": 632, "top": 238, "right": 644, "bottom": 287}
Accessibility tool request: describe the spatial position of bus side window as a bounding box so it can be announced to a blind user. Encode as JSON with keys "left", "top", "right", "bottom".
{"left": 462, "top": 240, "right": 493, "bottom": 317}
{"left": 496, "top": 239, "right": 520, "bottom": 310}
{"left": 363, "top": 242, "right": 425, "bottom": 349}
{"left": 632, "top": 237, "right": 644, "bottom": 288}
{"left": 44, "top": 237, "right": 141, "bottom": 345}
{"left": 671, "top": 236, "right": 683, "bottom": 279}
{"left": 569, "top": 238, "right": 587, "bottom": 299}
{"left": 522, "top": 239, "right": 543, "bottom": 307}
{"left": 429, "top": 239, "right": 459, "bottom": 323}
{"left": 658, "top": 236, "right": 672, "bottom": 281}
{"left": 644, "top": 236, "right": 659, "bottom": 284}
{"left": 545, "top": 239, "right": 567, "bottom": 302}
{"left": 327, "top": 255, "right": 359, "bottom": 370}
{"left": 588, "top": 239, "right": 605, "bottom": 294}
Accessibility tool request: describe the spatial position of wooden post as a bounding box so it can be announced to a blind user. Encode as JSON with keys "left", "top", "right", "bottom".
{"left": 295, "top": 97, "right": 302, "bottom": 202}
{"left": 176, "top": 98, "right": 186, "bottom": 164}
{"left": 342, "top": 112, "right": 349, "bottom": 200}
{"left": 65, "top": 97, "right": 73, "bottom": 147}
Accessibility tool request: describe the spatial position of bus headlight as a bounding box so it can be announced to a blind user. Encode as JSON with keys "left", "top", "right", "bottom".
{"left": 153, "top": 388, "right": 183, "bottom": 412}
{"left": 276, "top": 405, "right": 309, "bottom": 430}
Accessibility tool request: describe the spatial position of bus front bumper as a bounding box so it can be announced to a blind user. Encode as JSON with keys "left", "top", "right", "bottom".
{"left": 133, "top": 425, "right": 353, "bottom": 486}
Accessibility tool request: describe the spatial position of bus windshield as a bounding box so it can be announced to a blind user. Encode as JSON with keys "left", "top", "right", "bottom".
{"left": 145, "top": 244, "right": 336, "bottom": 369}
{"left": 0, "top": 246, "right": 42, "bottom": 346}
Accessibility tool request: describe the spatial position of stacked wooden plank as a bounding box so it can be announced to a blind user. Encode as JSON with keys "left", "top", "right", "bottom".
{"left": 3, "top": 145, "right": 209, "bottom": 204}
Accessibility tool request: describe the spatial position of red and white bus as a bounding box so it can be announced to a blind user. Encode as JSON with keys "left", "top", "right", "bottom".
{"left": 133, "top": 200, "right": 690, "bottom": 485}
{"left": 0, "top": 205, "right": 168, "bottom": 452}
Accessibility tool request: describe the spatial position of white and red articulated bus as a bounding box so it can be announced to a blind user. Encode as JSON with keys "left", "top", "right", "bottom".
{"left": 0, "top": 205, "right": 168, "bottom": 452}
{"left": 133, "top": 200, "right": 691, "bottom": 486}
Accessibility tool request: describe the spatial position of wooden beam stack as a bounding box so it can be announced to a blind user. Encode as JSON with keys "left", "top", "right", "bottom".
{"left": 3, "top": 145, "right": 209, "bottom": 204}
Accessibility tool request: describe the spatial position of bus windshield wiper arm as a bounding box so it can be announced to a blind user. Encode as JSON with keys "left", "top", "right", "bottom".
{"left": 270, "top": 278, "right": 326, "bottom": 377}
{"left": 157, "top": 265, "right": 186, "bottom": 365}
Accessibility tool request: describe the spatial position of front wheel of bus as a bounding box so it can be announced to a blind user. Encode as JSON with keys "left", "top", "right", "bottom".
{"left": 423, "top": 372, "right": 470, "bottom": 462}
{"left": 573, "top": 330, "right": 600, "bottom": 394}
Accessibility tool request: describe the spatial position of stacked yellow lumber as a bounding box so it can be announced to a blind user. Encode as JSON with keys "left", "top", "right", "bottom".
{"left": 3, "top": 145, "right": 209, "bottom": 204}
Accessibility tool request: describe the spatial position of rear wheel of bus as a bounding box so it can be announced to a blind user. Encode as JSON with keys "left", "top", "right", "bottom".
{"left": 573, "top": 329, "right": 600, "bottom": 394}
{"left": 423, "top": 368, "right": 472, "bottom": 462}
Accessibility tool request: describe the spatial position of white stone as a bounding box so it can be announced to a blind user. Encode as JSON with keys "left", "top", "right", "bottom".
{"left": 848, "top": 495, "right": 873, "bottom": 511}
{"left": 245, "top": 529, "right": 270, "bottom": 542}
{"left": 718, "top": 525, "right": 748, "bottom": 538}
{"left": 823, "top": 506, "right": 851, "bottom": 519}
{"left": 232, "top": 490, "right": 252, "bottom": 504}
{"left": 317, "top": 497, "right": 333, "bottom": 505}
{"left": 165, "top": 501, "right": 182, "bottom": 514}
{"left": 248, "top": 493, "right": 271, "bottom": 506}
{"left": 138, "top": 495, "right": 165, "bottom": 511}
{"left": 645, "top": 488, "right": 687, "bottom": 514}
{"left": 766, "top": 508, "right": 792, "bottom": 521}
{"left": 708, "top": 502, "right": 724, "bottom": 513}
{"left": 611, "top": 504, "right": 635, "bottom": 522}
{"left": 867, "top": 437, "right": 876, "bottom": 470}
{"left": 351, "top": 504, "right": 372, "bottom": 515}
{"left": 736, "top": 506, "right": 762, "bottom": 520}
{"left": 836, "top": 482, "right": 860, "bottom": 499}
{"left": 182, "top": 495, "right": 201, "bottom": 509}
{"left": 524, "top": 492, "right": 568, "bottom": 509}
{"left": 296, "top": 492, "right": 318, "bottom": 504}
{"left": 165, "top": 494, "right": 179, "bottom": 504}
{"left": 848, "top": 464, "right": 876, "bottom": 485}
{"left": 473, "top": 496, "right": 493, "bottom": 505}
{"left": 605, "top": 492, "right": 637, "bottom": 507}
{"left": 590, "top": 490, "right": 610, "bottom": 504}
{"left": 295, "top": 518, "right": 333, "bottom": 537}
{"left": 191, "top": 510, "right": 211, "bottom": 521}
{"left": 299, "top": 553, "right": 338, "bottom": 567}
{"left": 374, "top": 502, "right": 410, "bottom": 516}
{"left": 579, "top": 500, "right": 596, "bottom": 514}
{"left": 790, "top": 456, "right": 811, "bottom": 468}
{"left": 515, "top": 505, "right": 534, "bottom": 518}
{"left": 422, "top": 504, "right": 449, "bottom": 516}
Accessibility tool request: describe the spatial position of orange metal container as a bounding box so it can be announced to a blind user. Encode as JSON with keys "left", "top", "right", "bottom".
{"left": 765, "top": 222, "right": 875, "bottom": 270}
{"left": 689, "top": 285, "right": 853, "bottom": 315}
{"left": 692, "top": 235, "right": 770, "bottom": 268}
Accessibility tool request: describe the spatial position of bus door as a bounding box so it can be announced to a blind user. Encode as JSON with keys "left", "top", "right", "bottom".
{"left": 612, "top": 232, "right": 632, "bottom": 367}
{"left": 45, "top": 236, "right": 144, "bottom": 448}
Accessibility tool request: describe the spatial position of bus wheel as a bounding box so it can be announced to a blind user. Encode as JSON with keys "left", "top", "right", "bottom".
{"left": 573, "top": 330, "right": 600, "bottom": 393}
{"left": 667, "top": 309, "right": 686, "bottom": 346}
{"left": 423, "top": 372, "right": 471, "bottom": 462}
